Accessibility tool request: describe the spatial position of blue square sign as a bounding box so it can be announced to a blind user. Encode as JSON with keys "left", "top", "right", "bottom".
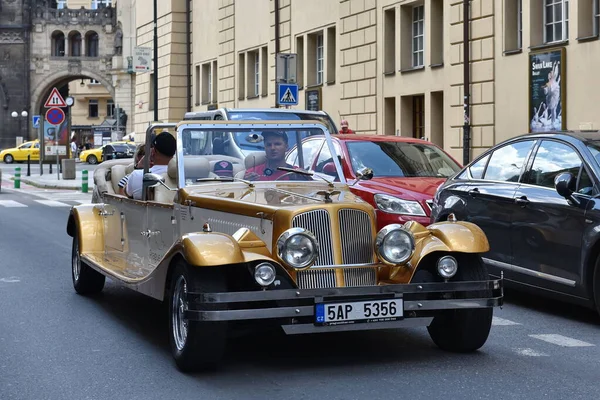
{"left": 277, "top": 83, "right": 299, "bottom": 106}
{"left": 32, "top": 115, "right": 41, "bottom": 129}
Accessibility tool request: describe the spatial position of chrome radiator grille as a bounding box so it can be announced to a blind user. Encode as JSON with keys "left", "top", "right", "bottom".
{"left": 343, "top": 268, "right": 377, "bottom": 287}
{"left": 339, "top": 209, "right": 374, "bottom": 264}
{"left": 296, "top": 269, "right": 337, "bottom": 289}
{"left": 292, "top": 209, "right": 334, "bottom": 266}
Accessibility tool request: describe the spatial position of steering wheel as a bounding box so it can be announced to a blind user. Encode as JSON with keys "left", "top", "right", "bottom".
{"left": 275, "top": 171, "right": 313, "bottom": 181}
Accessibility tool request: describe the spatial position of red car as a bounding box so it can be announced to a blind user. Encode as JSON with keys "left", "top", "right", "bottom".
{"left": 285, "top": 134, "right": 462, "bottom": 229}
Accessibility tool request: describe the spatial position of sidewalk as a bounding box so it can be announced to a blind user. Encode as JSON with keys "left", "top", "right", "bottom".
{"left": 2, "top": 170, "right": 95, "bottom": 191}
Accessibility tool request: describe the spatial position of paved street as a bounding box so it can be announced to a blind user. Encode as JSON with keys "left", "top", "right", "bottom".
{"left": 1, "top": 187, "right": 600, "bottom": 400}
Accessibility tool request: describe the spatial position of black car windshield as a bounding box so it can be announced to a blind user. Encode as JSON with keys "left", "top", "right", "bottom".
{"left": 346, "top": 141, "right": 461, "bottom": 178}
{"left": 586, "top": 142, "right": 600, "bottom": 166}
{"left": 227, "top": 111, "right": 337, "bottom": 151}
{"left": 111, "top": 144, "right": 131, "bottom": 152}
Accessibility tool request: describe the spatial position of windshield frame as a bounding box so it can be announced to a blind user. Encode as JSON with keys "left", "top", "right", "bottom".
{"left": 345, "top": 140, "right": 462, "bottom": 178}
{"left": 175, "top": 121, "right": 346, "bottom": 188}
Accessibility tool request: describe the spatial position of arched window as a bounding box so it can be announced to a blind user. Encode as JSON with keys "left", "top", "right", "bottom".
{"left": 85, "top": 32, "right": 99, "bottom": 57}
{"left": 51, "top": 31, "right": 65, "bottom": 57}
{"left": 69, "top": 31, "right": 82, "bottom": 57}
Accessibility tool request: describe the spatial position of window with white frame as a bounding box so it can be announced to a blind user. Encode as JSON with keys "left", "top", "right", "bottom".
{"left": 106, "top": 100, "right": 115, "bottom": 117}
{"left": 254, "top": 51, "right": 260, "bottom": 96}
{"left": 88, "top": 100, "right": 99, "bottom": 118}
{"left": 517, "top": 0, "right": 523, "bottom": 48}
{"left": 91, "top": 0, "right": 112, "bottom": 9}
{"left": 412, "top": 5, "right": 425, "bottom": 68}
{"left": 544, "top": 0, "right": 569, "bottom": 43}
{"left": 316, "top": 34, "right": 324, "bottom": 85}
{"left": 55, "top": 0, "right": 67, "bottom": 9}
{"left": 595, "top": 0, "right": 600, "bottom": 36}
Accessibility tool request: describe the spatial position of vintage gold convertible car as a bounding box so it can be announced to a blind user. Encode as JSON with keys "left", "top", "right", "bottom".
{"left": 67, "top": 120, "right": 503, "bottom": 372}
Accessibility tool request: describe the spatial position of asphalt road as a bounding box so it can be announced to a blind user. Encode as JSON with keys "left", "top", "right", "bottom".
{"left": 1, "top": 187, "right": 600, "bottom": 400}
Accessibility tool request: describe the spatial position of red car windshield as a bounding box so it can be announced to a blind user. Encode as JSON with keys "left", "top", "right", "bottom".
{"left": 346, "top": 141, "right": 460, "bottom": 178}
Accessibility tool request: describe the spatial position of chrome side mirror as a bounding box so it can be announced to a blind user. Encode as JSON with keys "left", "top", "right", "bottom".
{"left": 143, "top": 172, "right": 165, "bottom": 188}
{"left": 356, "top": 167, "right": 373, "bottom": 181}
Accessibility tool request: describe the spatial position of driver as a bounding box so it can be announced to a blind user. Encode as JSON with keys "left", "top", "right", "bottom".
{"left": 244, "top": 131, "right": 295, "bottom": 181}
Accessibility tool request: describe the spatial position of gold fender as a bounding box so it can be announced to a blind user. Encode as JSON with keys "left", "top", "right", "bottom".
{"left": 387, "top": 220, "right": 490, "bottom": 282}
{"left": 66, "top": 204, "right": 105, "bottom": 254}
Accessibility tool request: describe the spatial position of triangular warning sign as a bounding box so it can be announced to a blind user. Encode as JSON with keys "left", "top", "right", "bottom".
{"left": 44, "top": 87, "right": 67, "bottom": 108}
{"left": 280, "top": 87, "right": 296, "bottom": 103}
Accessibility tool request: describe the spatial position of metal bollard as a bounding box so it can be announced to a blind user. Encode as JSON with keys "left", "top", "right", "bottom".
{"left": 81, "top": 170, "right": 88, "bottom": 193}
{"left": 49, "top": 162, "right": 53, "bottom": 174}
{"left": 27, "top": 155, "right": 31, "bottom": 177}
{"left": 14, "top": 167, "right": 21, "bottom": 189}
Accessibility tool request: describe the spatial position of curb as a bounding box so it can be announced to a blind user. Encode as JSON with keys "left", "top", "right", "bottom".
{"left": 9, "top": 176, "right": 94, "bottom": 191}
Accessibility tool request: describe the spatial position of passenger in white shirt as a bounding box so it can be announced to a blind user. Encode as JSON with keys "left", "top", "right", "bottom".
{"left": 125, "top": 132, "right": 176, "bottom": 200}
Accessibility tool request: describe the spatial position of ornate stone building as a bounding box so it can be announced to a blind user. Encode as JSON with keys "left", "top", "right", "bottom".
{"left": 0, "top": 0, "right": 135, "bottom": 150}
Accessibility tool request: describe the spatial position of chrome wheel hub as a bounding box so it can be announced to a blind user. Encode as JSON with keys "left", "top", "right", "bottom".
{"left": 172, "top": 275, "right": 189, "bottom": 351}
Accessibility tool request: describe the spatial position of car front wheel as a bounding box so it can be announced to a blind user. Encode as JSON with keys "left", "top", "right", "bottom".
{"left": 168, "top": 260, "right": 228, "bottom": 372}
{"left": 71, "top": 232, "right": 105, "bottom": 295}
{"left": 3, "top": 154, "right": 13, "bottom": 164}
{"left": 427, "top": 254, "right": 493, "bottom": 352}
{"left": 87, "top": 155, "right": 98, "bottom": 165}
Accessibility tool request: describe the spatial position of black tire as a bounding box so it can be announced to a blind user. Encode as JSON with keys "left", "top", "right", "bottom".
{"left": 87, "top": 155, "right": 98, "bottom": 165}
{"left": 4, "top": 154, "right": 13, "bottom": 164}
{"left": 168, "top": 260, "right": 228, "bottom": 372}
{"left": 72, "top": 233, "right": 105, "bottom": 295}
{"left": 427, "top": 254, "right": 493, "bottom": 352}
{"left": 592, "top": 257, "right": 600, "bottom": 317}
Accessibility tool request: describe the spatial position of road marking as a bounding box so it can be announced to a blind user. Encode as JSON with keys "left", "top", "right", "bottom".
{"left": 514, "top": 348, "right": 549, "bottom": 357}
{"left": 0, "top": 200, "right": 27, "bottom": 208}
{"left": 74, "top": 200, "right": 92, "bottom": 204}
{"left": 529, "top": 334, "right": 595, "bottom": 347}
{"left": 34, "top": 200, "right": 71, "bottom": 207}
{"left": 492, "top": 317, "right": 521, "bottom": 326}
{"left": 0, "top": 277, "right": 20, "bottom": 283}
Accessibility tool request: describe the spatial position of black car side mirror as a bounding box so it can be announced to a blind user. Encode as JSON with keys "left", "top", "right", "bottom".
{"left": 143, "top": 172, "right": 165, "bottom": 189}
{"left": 554, "top": 172, "right": 580, "bottom": 205}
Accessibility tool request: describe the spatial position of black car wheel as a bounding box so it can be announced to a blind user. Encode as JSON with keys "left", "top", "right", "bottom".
{"left": 87, "top": 155, "right": 98, "bottom": 165}
{"left": 3, "top": 154, "right": 14, "bottom": 164}
{"left": 72, "top": 232, "right": 105, "bottom": 295}
{"left": 427, "top": 254, "right": 493, "bottom": 352}
{"left": 168, "top": 260, "right": 228, "bottom": 372}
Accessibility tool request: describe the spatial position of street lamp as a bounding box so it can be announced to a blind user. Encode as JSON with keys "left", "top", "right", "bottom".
{"left": 11, "top": 110, "right": 29, "bottom": 138}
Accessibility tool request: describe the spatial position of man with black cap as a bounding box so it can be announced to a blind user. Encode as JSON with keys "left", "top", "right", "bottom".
{"left": 125, "top": 132, "right": 177, "bottom": 199}
{"left": 244, "top": 131, "right": 295, "bottom": 181}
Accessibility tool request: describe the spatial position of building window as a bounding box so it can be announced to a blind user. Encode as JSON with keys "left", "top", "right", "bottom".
{"left": 254, "top": 51, "right": 260, "bottom": 96}
{"left": 544, "top": 0, "right": 569, "bottom": 43}
{"left": 595, "top": 0, "right": 600, "bottom": 36}
{"left": 518, "top": 0, "right": 523, "bottom": 48}
{"left": 316, "top": 33, "right": 324, "bottom": 85}
{"left": 89, "top": 79, "right": 100, "bottom": 84}
{"left": 52, "top": 0, "right": 67, "bottom": 9}
{"left": 51, "top": 31, "right": 65, "bottom": 57}
{"left": 88, "top": 100, "right": 99, "bottom": 118}
{"left": 106, "top": 100, "right": 115, "bottom": 117}
{"left": 91, "top": 0, "right": 112, "bottom": 9}
{"left": 412, "top": 95, "right": 425, "bottom": 139}
{"left": 85, "top": 32, "right": 99, "bottom": 57}
{"left": 412, "top": 5, "right": 424, "bottom": 68}
{"left": 69, "top": 31, "right": 82, "bottom": 57}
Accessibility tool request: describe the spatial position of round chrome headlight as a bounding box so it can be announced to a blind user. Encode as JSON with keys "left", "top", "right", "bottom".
{"left": 276, "top": 227, "right": 319, "bottom": 270}
{"left": 254, "top": 262, "right": 276, "bottom": 287}
{"left": 437, "top": 256, "right": 458, "bottom": 279}
{"left": 375, "top": 224, "right": 415, "bottom": 265}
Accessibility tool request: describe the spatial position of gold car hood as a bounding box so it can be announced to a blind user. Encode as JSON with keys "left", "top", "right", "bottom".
{"left": 180, "top": 182, "right": 371, "bottom": 217}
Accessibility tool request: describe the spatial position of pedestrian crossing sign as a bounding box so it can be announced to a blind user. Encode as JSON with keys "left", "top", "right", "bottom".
{"left": 277, "top": 83, "right": 299, "bottom": 106}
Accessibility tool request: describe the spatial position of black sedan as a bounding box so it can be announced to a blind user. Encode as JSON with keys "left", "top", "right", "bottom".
{"left": 431, "top": 131, "right": 600, "bottom": 315}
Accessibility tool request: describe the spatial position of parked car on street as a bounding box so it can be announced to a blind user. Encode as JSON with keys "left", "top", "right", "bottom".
{"left": 286, "top": 134, "right": 462, "bottom": 229}
{"left": 79, "top": 141, "right": 135, "bottom": 164}
{"left": 0, "top": 139, "right": 40, "bottom": 163}
{"left": 68, "top": 119, "right": 503, "bottom": 372}
{"left": 431, "top": 130, "right": 600, "bottom": 315}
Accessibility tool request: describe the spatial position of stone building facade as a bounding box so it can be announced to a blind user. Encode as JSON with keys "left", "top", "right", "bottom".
{"left": 134, "top": 0, "right": 600, "bottom": 162}
{"left": 0, "top": 0, "right": 137, "bottom": 151}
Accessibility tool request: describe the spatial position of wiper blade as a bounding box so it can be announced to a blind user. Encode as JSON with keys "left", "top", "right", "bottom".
{"left": 277, "top": 167, "right": 335, "bottom": 187}
{"left": 196, "top": 177, "right": 254, "bottom": 187}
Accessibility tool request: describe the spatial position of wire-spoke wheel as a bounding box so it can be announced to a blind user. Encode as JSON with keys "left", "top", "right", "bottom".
{"left": 167, "top": 260, "right": 228, "bottom": 372}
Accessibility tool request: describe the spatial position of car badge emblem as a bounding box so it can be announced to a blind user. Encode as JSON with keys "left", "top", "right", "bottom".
{"left": 264, "top": 168, "right": 273, "bottom": 176}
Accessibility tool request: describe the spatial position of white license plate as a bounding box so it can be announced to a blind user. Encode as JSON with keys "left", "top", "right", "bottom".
{"left": 315, "top": 299, "right": 403, "bottom": 326}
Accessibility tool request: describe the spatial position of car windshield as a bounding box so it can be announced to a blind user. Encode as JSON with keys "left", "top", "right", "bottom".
{"left": 180, "top": 127, "right": 341, "bottom": 185}
{"left": 587, "top": 142, "right": 600, "bottom": 166}
{"left": 346, "top": 141, "right": 461, "bottom": 178}
{"left": 111, "top": 144, "right": 131, "bottom": 152}
{"left": 226, "top": 111, "right": 337, "bottom": 152}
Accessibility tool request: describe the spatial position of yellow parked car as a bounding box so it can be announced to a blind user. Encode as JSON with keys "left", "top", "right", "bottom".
{"left": 79, "top": 141, "right": 135, "bottom": 164}
{"left": 0, "top": 140, "right": 40, "bottom": 164}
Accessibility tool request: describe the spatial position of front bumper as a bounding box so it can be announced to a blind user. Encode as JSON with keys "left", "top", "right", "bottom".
{"left": 186, "top": 278, "right": 504, "bottom": 334}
